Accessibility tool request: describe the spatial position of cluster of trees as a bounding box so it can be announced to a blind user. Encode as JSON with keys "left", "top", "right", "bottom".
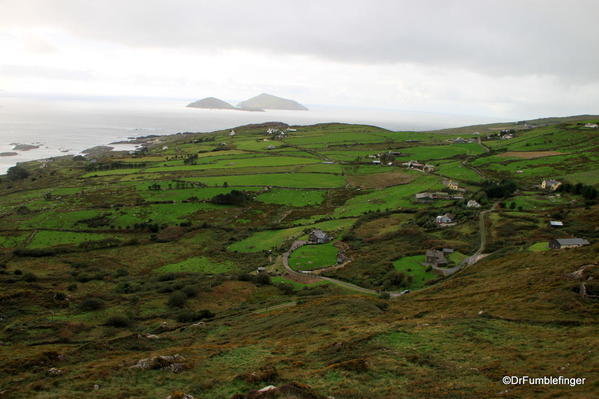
{"left": 85, "top": 161, "right": 147, "bottom": 171}
{"left": 147, "top": 181, "right": 206, "bottom": 191}
{"left": 6, "top": 165, "right": 29, "bottom": 181}
{"left": 183, "top": 154, "right": 198, "bottom": 165}
{"left": 482, "top": 179, "right": 517, "bottom": 198}
{"left": 558, "top": 182, "right": 598, "bottom": 200}
{"left": 210, "top": 190, "right": 250, "bottom": 206}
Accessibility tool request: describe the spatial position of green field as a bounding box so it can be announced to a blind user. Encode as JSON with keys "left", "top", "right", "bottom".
{"left": 186, "top": 173, "right": 346, "bottom": 188}
{"left": 333, "top": 175, "right": 444, "bottom": 216}
{"left": 28, "top": 231, "right": 110, "bottom": 248}
{"left": 154, "top": 256, "right": 234, "bottom": 274}
{"left": 392, "top": 255, "right": 438, "bottom": 289}
{"left": 255, "top": 189, "right": 327, "bottom": 207}
{"left": 228, "top": 219, "right": 356, "bottom": 253}
{"left": 289, "top": 243, "right": 339, "bottom": 271}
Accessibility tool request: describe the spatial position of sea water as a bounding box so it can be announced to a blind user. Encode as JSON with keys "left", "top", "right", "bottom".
{"left": 0, "top": 95, "right": 495, "bottom": 174}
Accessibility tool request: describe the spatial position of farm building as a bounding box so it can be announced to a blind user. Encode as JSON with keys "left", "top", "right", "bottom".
{"left": 229, "top": 130, "right": 236, "bottom": 136}
{"left": 424, "top": 248, "right": 454, "bottom": 267}
{"left": 467, "top": 200, "right": 481, "bottom": 208}
{"left": 309, "top": 229, "right": 331, "bottom": 244}
{"left": 435, "top": 213, "right": 454, "bottom": 225}
{"left": 584, "top": 123, "right": 598, "bottom": 128}
{"left": 548, "top": 238, "right": 589, "bottom": 249}
{"left": 541, "top": 179, "right": 562, "bottom": 191}
{"left": 549, "top": 221, "right": 564, "bottom": 227}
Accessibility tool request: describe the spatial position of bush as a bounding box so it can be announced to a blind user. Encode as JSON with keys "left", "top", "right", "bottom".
{"left": 175, "top": 309, "right": 215, "bottom": 322}
{"left": 255, "top": 273, "right": 271, "bottom": 285}
{"left": 7, "top": 165, "right": 29, "bottom": 181}
{"left": 79, "top": 298, "right": 105, "bottom": 311}
{"left": 182, "top": 285, "right": 198, "bottom": 298}
{"left": 157, "top": 273, "right": 177, "bottom": 282}
{"left": 104, "top": 315, "right": 131, "bottom": 328}
{"left": 22, "top": 272, "right": 38, "bottom": 282}
{"left": 167, "top": 291, "right": 188, "bottom": 308}
{"left": 114, "top": 268, "right": 129, "bottom": 278}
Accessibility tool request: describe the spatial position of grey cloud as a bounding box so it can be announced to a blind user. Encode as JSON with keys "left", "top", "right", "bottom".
{"left": 3, "top": 0, "right": 599, "bottom": 80}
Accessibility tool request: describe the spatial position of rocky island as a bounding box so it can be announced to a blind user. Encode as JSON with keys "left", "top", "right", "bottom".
{"left": 186, "top": 93, "right": 307, "bottom": 112}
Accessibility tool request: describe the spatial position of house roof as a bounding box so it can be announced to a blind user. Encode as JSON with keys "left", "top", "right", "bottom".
{"left": 555, "top": 238, "right": 589, "bottom": 246}
{"left": 544, "top": 179, "right": 560, "bottom": 185}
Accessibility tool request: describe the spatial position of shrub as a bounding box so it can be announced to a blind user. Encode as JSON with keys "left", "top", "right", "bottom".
{"left": 7, "top": 165, "right": 29, "bottom": 181}
{"left": 182, "top": 285, "right": 198, "bottom": 298}
{"left": 255, "top": 273, "right": 271, "bottom": 286}
{"left": 79, "top": 298, "right": 105, "bottom": 311}
{"left": 167, "top": 291, "right": 188, "bottom": 308}
{"left": 175, "top": 309, "right": 215, "bottom": 322}
{"left": 158, "top": 273, "right": 177, "bottom": 282}
{"left": 114, "top": 268, "right": 129, "bottom": 278}
{"left": 22, "top": 272, "right": 38, "bottom": 282}
{"left": 104, "top": 315, "right": 131, "bottom": 328}
{"left": 14, "top": 269, "right": 23, "bottom": 275}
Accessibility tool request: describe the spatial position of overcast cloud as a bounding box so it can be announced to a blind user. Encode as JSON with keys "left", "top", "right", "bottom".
{"left": 1, "top": 0, "right": 598, "bottom": 119}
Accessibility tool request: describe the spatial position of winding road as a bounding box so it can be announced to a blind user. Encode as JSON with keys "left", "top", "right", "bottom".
{"left": 279, "top": 205, "right": 495, "bottom": 297}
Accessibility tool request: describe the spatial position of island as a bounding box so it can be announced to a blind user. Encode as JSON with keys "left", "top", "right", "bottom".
{"left": 238, "top": 93, "right": 308, "bottom": 110}
{"left": 186, "top": 97, "right": 236, "bottom": 110}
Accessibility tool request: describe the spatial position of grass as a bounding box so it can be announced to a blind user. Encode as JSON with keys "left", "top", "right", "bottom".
{"left": 186, "top": 173, "right": 346, "bottom": 188}
{"left": 528, "top": 242, "right": 549, "bottom": 252}
{"left": 228, "top": 219, "right": 356, "bottom": 253}
{"left": 289, "top": 243, "right": 339, "bottom": 271}
{"left": 271, "top": 276, "right": 329, "bottom": 289}
{"left": 28, "top": 231, "right": 110, "bottom": 248}
{"left": 436, "top": 161, "right": 483, "bottom": 182}
{"left": 392, "top": 255, "right": 437, "bottom": 289}
{"left": 255, "top": 189, "right": 326, "bottom": 207}
{"left": 333, "top": 174, "right": 444, "bottom": 217}
{"left": 154, "top": 256, "right": 234, "bottom": 273}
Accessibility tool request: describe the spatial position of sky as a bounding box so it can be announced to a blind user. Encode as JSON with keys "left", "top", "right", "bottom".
{"left": 1, "top": 0, "right": 599, "bottom": 120}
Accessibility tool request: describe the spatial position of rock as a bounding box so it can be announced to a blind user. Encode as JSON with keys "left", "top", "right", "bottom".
{"left": 190, "top": 321, "right": 206, "bottom": 328}
{"left": 0, "top": 152, "right": 18, "bottom": 157}
{"left": 93, "top": 384, "right": 100, "bottom": 390}
{"left": 257, "top": 385, "right": 276, "bottom": 392}
{"left": 130, "top": 354, "right": 189, "bottom": 372}
{"left": 12, "top": 144, "right": 40, "bottom": 151}
{"left": 47, "top": 367, "right": 63, "bottom": 376}
{"left": 166, "top": 392, "right": 194, "bottom": 399}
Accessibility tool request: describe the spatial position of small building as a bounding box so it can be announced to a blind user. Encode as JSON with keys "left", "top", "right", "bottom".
{"left": 256, "top": 267, "right": 266, "bottom": 273}
{"left": 267, "top": 145, "right": 277, "bottom": 150}
{"left": 467, "top": 199, "right": 481, "bottom": 208}
{"left": 549, "top": 238, "right": 589, "bottom": 249}
{"left": 229, "top": 130, "right": 236, "bottom": 136}
{"left": 444, "top": 180, "right": 460, "bottom": 191}
{"left": 286, "top": 128, "right": 297, "bottom": 132}
{"left": 435, "top": 213, "right": 454, "bottom": 225}
{"left": 424, "top": 249, "right": 448, "bottom": 267}
{"left": 372, "top": 160, "right": 381, "bottom": 165}
{"left": 541, "top": 179, "right": 562, "bottom": 191}
{"left": 584, "top": 123, "right": 598, "bottom": 128}
{"left": 549, "top": 221, "right": 564, "bottom": 227}
{"left": 309, "top": 229, "right": 331, "bottom": 244}
{"left": 415, "top": 192, "right": 434, "bottom": 201}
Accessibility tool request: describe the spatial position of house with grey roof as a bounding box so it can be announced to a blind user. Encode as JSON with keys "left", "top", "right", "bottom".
{"left": 548, "top": 238, "right": 590, "bottom": 249}
{"left": 308, "top": 229, "right": 331, "bottom": 244}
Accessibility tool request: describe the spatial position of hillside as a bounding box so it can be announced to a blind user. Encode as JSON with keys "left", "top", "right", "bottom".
{"left": 0, "top": 118, "right": 598, "bottom": 398}
{"left": 238, "top": 93, "right": 308, "bottom": 111}
{"left": 187, "top": 97, "right": 236, "bottom": 110}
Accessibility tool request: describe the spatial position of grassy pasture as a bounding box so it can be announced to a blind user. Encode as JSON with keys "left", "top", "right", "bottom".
{"left": 186, "top": 173, "right": 346, "bottom": 188}
{"left": 399, "top": 143, "right": 485, "bottom": 160}
{"left": 28, "top": 231, "right": 110, "bottom": 248}
{"left": 333, "top": 175, "right": 445, "bottom": 217}
{"left": 289, "top": 243, "right": 339, "bottom": 271}
{"left": 154, "top": 256, "right": 234, "bottom": 274}
{"left": 392, "top": 255, "right": 437, "bottom": 289}
{"left": 256, "top": 189, "right": 327, "bottom": 207}
{"left": 436, "top": 161, "right": 483, "bottom": 182}
{"left": 228, "top": 218, "right": 356, "bottom": 253}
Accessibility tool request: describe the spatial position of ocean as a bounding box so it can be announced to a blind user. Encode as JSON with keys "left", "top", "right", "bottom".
{"left": 0, "top": 95, "right": 496, "bottom": 174}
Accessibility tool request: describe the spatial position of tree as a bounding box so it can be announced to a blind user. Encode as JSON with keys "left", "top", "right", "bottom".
{"left": 6, "top": 165, "right": 29, "bottom": 181}
{"left": 167, "top": 291, "right": 187, "bottom": 308}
